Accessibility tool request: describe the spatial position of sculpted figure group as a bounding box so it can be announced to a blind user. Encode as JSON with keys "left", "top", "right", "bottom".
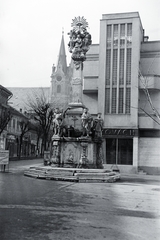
{"left": 52, "top": 107, "right": 103, "bottom": 138}
{"left": 81, "top": 108, "right": 104, "bottom": 138}
{"left": 68, "top": 28, "right": 92, "bottom": 66}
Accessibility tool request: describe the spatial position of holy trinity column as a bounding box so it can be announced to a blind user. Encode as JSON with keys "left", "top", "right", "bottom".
{"left": 68, "top": 16, "right": 92, "bottom": 106}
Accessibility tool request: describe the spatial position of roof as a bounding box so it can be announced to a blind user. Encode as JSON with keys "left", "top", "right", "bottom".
{"left": 7, "top": 87, "right": 50, "bottom": 112}
{"left": 56, "top": 33, "right": 67, "bottom": 74}
{"left": 0, "top": 85, "right": 13, "bottom": 98}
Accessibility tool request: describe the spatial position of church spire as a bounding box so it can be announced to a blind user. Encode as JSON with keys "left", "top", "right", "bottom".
{"left": 57, "top": 30, "right": 67, "bottom": 74}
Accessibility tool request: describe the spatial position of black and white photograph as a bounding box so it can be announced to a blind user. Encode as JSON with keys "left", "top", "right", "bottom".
{"left": 0, "top": 0, "right": 160, "bottom": 239}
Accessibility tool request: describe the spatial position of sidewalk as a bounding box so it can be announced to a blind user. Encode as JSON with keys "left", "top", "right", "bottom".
{"left": 121, "top": 173, "right": 160, "bottom": 183}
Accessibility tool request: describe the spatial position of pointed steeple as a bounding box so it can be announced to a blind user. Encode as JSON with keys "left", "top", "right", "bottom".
{"left": 57, "top": 30, "right": 67, "bottom": 74}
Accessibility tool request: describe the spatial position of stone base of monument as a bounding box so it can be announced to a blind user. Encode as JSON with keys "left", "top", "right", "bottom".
{"left": 24, "top": 167, "right": 121, "bottom": 183}
{"left": 50, "top": 136, "right": 105, "bottom": 169}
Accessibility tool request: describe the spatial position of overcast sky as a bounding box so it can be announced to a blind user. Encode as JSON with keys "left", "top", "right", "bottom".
{"left": 1, "top": 0, "right": 160, "bottom": 88}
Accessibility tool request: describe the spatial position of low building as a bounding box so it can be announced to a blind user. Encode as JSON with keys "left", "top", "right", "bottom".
{"left": 6, "top": 108, "right": 39, "bottom": 158}
{"left": 0, "top": 85, "right": 13, "bottom": 149}
{"left": 0, "top": 85, "right": 42, "bottom": 159}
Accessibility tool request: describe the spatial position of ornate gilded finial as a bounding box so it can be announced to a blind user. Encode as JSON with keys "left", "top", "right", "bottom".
{"left": 68, "top": 16, "right": 92, "bottom": 69}
{"left": 71, "top": 16, "right": 88, "bottom": 32}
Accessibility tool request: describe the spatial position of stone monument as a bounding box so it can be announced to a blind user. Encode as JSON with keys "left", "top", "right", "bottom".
{"left": 50, "top": 17, "right": 104, "bottom": 169}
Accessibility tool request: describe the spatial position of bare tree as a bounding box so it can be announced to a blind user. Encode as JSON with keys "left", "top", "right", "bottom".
{"left": 33, "top": 121, "right": 43, "bottom": 153}
{"left": 27, "top": 89, "right": 54, "bottom": 155}
{"left": 18, "top": 120, "right": 30, "bottom": 159}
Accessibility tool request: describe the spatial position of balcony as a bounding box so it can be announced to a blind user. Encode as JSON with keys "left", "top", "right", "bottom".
{"left": 139, "top": 114, "right": 160, "bottom": 129}
{"left": 83, "top": 77, "right": 98, "bottom": 93}
{"left": 139, "top": 75, "right": 160, "bottom": 90}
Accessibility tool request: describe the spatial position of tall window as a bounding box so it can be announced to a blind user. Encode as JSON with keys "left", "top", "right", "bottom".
{"left": 105, "top": 88, "right": 110, "bottom": 113}
{"left": 112, "top": 49, "right": 118, "bottom": 85}
{"left": 113, "top": 24, "right": 118, "bottom": 47}
{"left": 126, "top": 88, "right": 131, "bottom": 114}
{"left": 107, "top": 25, "right": 112, "bottom": 48}
{"left": 120, "top": 24, "right": 125, "bottom": 47}
{"left": 106, "top": 49, "right": 111, "bottom": 85}
{"left": 111, "top": 88, "right": 117, "bottom": 113}
{"left": 105, "top": 23, "right": 132, "bottom": 114}
{"left": 17, "top": 121, "right": 20, "bottom": 131}
{"left": 126, "top": 48, "right": 132, "bottom": 85}
{"left": 13, "top": 119, "right": 16, "bottom": 129}
{"left": 127, "top": 23, "right": 132, "bottom": 46}
{"left": 119, "top": 49, "right": 124, "bottom": 85}
{"left": 119, "top": 88, "right": 124, "bottom": 113}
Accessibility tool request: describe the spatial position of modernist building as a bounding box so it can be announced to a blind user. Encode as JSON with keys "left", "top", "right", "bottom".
{"left": 82, "top": 12, "right": 160, "bottom": 174}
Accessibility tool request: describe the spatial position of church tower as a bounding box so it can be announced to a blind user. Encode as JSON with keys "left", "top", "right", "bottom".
{"left": 50, "top": 32, "right": 71, "bottom": 110}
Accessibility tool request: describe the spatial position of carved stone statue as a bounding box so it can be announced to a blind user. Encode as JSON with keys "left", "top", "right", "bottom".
{"left": 52, "top": 108, "right": 63, "bottom": 136}
{"left": 81, "top": 108, "right": 93, "bottom": 137}
{"left": 52, "top": 107, "right": 71, "bottom": 136}
{"left": 93, "top": 113, "right": 104, "bottom": 138}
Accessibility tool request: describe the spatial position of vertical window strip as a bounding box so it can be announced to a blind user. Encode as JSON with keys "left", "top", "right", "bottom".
{"left": 17, "top": 121, "right": 19, "bottom": 131}
{"left": 118, "top": 88, "right": 124, "bottom": 113}
{"left": 119, "top": 49, "right": 124, "bottom": 85}
{"left": 112, "top": 88, "right": 117, "bottom": 113}
{"left": 107, "top": 25, "right": 112, "bottom": 38}
{"left": 13, "top": 119, "right": 15, "bottom": 129}
{"left": 109, "top": 25, "right": 114, "bottom": 114}
{"left": 112, "top": 49, "right": 118, "bottom": 85}
{"left": 123, "top": 23, "right": 127, "bottom": 114}
{"left": 126, "top": 48, "right": 131, "bottom": 84}
{"left": 127, "top": 23, "right": 132, "bottom": 36}
{"left": 106, "top": 49, "right": 111, "bottom": 85}
{"left": 105, "top": 88, "right": 110, "bottom": 113}
{"left": 127, "top": 23, "right": 132, "bottom": 46}
{"left": 116, "top": 24, "right": 120, "bottom": 114}
{"left": 126, "top": 88, "right": 131, "bottom": 113}
{"left": 120, "top": 24, "right": 125, "bottom": 47}
{"left": 113, "top": 24, "right": 118, "bottom": 47}
{"left": 106, "top": 23, "right": 131, "bottom": 115}
{"left": 8, "top": 119, "right": 11, "bottom": 128}
{"left": 107, "top": 25, "right": 112, "bottom": 48}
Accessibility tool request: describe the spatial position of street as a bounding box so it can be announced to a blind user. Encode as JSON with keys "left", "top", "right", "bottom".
{"left": 0, "top": 159, "right": 160, "bottom": 240}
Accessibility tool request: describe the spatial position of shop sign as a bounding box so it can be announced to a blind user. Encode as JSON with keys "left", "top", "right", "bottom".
{"left": 0, "top": 150, "right": 9, "bottom": 165}
{"left": 102, "top": 128, "right": 138, "bottom": 137}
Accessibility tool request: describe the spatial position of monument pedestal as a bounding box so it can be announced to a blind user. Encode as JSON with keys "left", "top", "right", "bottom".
{"left": 50, "top": 136, "right": 103, "bottom": 169}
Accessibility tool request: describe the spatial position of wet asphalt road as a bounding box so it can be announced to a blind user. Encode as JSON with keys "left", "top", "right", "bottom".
{"left": 0, "top": 159, "right": 160, "bottom": 240}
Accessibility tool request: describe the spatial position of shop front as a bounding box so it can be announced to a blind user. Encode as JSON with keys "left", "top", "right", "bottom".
{"left": 102, "top": 128, "right": 139, "bottom": 173}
